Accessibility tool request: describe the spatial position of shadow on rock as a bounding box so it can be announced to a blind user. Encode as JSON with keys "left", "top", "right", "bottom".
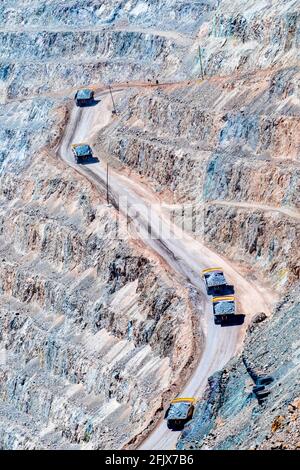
{"left": 78, "top": 156, "right": 100, "bottom": 165}
{"left": 76, "top": 99, "right": 101, "bottom": 108}
{"left": 221, "top": 314, "right": 245, "bottom": 327}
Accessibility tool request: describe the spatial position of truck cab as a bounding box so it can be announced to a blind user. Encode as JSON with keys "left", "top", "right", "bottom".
{"left": 165, "top": 397, "right": 196, "bottom": 430}
{"left": 201, "top": 267, "right": 227, "bottom": 295}
{"left": 71, "top": 143, "right": 93, "bottom": 163}
{"left": 212, "top": 295, "right": 235, "bottom": 325}
{"left": 74, "top": 88, "right": 95, "bottom": 106}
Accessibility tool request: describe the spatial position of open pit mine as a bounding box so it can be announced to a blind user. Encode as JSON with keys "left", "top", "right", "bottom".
{"left": 0, "top": 0, "right": 299, "bottom": 452}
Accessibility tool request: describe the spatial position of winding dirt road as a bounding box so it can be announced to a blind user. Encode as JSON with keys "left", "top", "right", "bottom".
{"left": 58, "top": 87, "right": 275, "bottom": 450}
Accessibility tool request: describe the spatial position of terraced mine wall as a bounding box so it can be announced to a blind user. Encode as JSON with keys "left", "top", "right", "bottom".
{"left": 0, "top": 0, "right": 213, "bottom": 34}
{"left": 0, "top": 1, "right": 210, "bottom": 449}
{"left": 0, "top": 151, "right": 201, "bottom": 449}
{"left": 1, "top": 29, "right": 183, "bottom": 99}
{"left": 103, "top": 72, "right": 299, "bottom": 287}
{"left": 94, "top": 0, "right": 299, "bottom": 449}
{"left": 0, "top": 0, "right": 299, "bottom": 451}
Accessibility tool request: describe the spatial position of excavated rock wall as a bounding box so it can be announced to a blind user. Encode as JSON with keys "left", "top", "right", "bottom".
{"left": 88, "top": 0, "right": 299, "bottom": 449}
{"left": 203, "top": 205, "right": 299, "bottom": 287}
{"left": 2, "top": 29, "right": 183, "bottom": 99}
{"left": 104, "top": 67, "right": 299, "bottom": 202}
{"left": 0, "top": 0, "right": 213, "bottom": 34}
{"left": 0, "top": 0, "right": 215, "bottom": 100}
{"left": 98, "top": 1, "right": 299, "bottom": 290}
{"left": 0, "top": 0, "right": 299, "bottom": 451}
{"left": 0, "top": 0, "right": 210, "bottom": 450}
{"left": 102, "top": 78, "right": 299, "bottom": 287}
{"left": 191, "top": 0, "right": 299, "bottom": 76}
{"left": 0, "top": 152, "right": 200, "bottom": 449}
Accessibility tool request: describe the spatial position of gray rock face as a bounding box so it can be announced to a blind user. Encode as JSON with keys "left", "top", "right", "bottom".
{"left": 203, "top": 205, "right": 299, "bottom": 286}
{"left": 0, "top": 0, "right": 210, "bottom": 450}
{"left": 0, "top": 0, "right": 214, "bottom": 33}
{"left": 1, "top": 30, "right": 178, "bottom": 68}
{"left": 0, "top": 154, "right": 199, "bottom": 449}
{"left": 0, "top": 0, "right": 210, "bottom": 101}
{"left": 0, "top": 98, "right": 59, "bottom": 172}
{"left": 248, "top": 312, "right": 267, "bottom": 329}
{"left": 0, "top": 0, "right": 299, "bottom": 451}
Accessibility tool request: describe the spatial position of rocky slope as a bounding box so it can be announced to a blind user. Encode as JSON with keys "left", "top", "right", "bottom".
{"left": 99, "top": 3, "right": 299, "bottom": 288}
{"left": 0, "top": 0, "right": 299, "bottom": 450}
{"left": 0, "top": 150, "right": 201, "bottom": 449}
{"left": 174, "top": 0, "right": 299, "bottom": 449}
{"left": 0, "top": 0, "right": 207, "bottom": 446}
{"left": 93, "top": 0, "right": 299, "bottom": 448}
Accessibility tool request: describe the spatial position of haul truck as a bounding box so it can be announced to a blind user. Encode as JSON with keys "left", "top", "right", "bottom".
{"left": 165, "top": 398, "right": 196, "bottom": 430}
{"left": 74, "top": 88, "right": 94, "bottom": 106}
{"left": 71, "top": 143, "right": 93, "bottom": 164}
{"left": 212, "top": 295, "right": 235, "bottom": 325}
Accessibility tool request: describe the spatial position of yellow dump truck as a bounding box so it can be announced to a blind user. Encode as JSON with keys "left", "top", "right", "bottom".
{"left": 71, "top": 143, "right": 93, "bottom": 163}
{"left": 165, "top": 397, "right": 196, "bottom": 430}
{"left": 212, "top": 295, "right": 235, "bottom": 325}
{"left": 74, "top": 88, "right": 95, "bottom": 106}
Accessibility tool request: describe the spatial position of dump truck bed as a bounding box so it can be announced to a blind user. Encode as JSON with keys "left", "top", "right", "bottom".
{"left": 167, "top": 401, "right": 191, "bottom": 420}
{"left": 72, "top": 144, "right": 92, "bottom": 157}
{"left": 75, "top": 88, "right": 94, "bottom": 100}
{"left": 206, "top": 271, "right": 227, "bottom": 288}
{"left": 212, "top": 296, "right": 235, "bottom": 316}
